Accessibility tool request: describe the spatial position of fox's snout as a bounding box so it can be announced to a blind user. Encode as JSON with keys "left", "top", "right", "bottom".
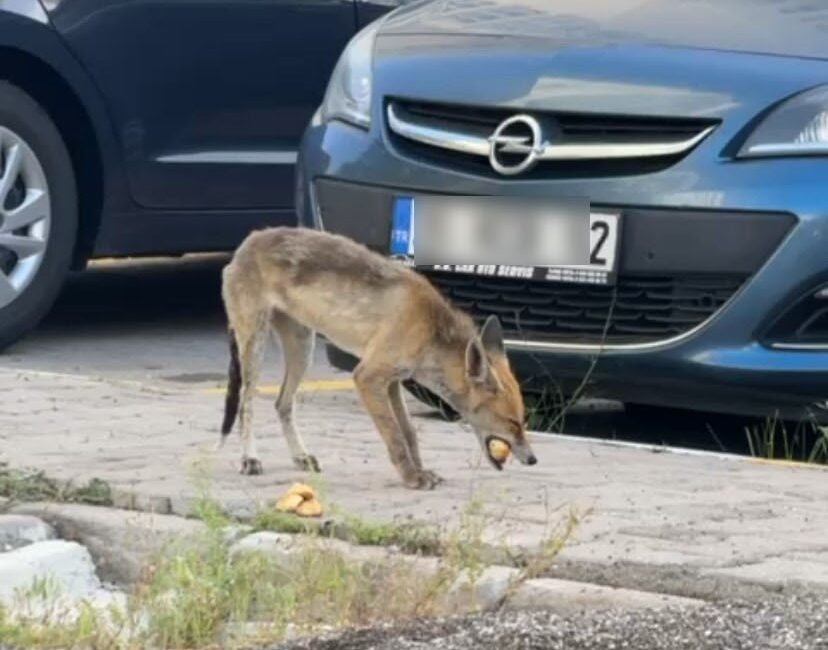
{"left": 511, "top": 439, "right": 538, "bottom": 466}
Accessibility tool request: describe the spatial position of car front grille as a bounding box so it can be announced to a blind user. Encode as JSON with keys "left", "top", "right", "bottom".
{"left": 386, "top": 98, "right": 718, "bottom": 179}
{"left": 424, "top": 271, "right": 746, "bottom": 345}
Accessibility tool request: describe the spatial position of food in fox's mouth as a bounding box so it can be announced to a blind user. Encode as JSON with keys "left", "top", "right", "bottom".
{"left": 488, "top": 438, "right": 511, "bottom": 463}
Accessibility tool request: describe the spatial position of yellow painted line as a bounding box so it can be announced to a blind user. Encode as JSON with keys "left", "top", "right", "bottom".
{"left": 205, "top": 378, "right": 355, "bottom": 396}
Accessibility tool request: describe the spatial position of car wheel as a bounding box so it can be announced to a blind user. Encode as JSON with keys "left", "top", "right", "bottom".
{"left": 0, "top": 82, "right": 77, "bottom": 350}
{"left": 402, "top": 380, "right": 462, "bottom": 422}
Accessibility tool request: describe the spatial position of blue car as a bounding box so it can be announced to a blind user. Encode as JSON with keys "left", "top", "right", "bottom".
{"left": 0, "top": 0, "right": 397, "bottom": 349}
{"left": 297, "top": 0, "right": 828, "bottom": 421}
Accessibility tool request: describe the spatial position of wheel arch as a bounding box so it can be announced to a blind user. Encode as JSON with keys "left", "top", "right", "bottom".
{"left": 0, "top": 14, "right": 126, "bottom": 267}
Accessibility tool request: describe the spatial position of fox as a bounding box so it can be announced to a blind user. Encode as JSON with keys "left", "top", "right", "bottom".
{"left": 219, "top": 227, "right": 537, "bottom": 489}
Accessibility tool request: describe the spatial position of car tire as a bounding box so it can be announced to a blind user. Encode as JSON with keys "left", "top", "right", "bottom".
{"left": 0, "top": 82, "right": 77, "bottom": 351}
{"left": 325, "top": 342, "right": 461, "bottom": 422}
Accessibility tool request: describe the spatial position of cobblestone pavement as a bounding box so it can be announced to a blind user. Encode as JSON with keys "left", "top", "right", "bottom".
{"left": 3, "top": 366, "right": 828, "bottom": 601}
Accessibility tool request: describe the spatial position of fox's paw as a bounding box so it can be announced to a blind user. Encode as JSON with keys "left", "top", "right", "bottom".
{"left": 420, "top": 469, "right": 444, "bottom": 486}
{"left": 293, "top": 454, "right": 321, "bottom": 473}
{"left": 404, "top": 470, "right": 444, "bottom": 490}
{"left": 240, "top": 457, "right": 264, "bottom": 475}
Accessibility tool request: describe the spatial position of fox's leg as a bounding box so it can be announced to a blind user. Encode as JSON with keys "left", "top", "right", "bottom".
{"left": 354, "top": 360, "right": 440, "bottom": 490}
{"left": 271, "top": 311, "right": 320, "bottom": 473}
{"left": 388, "top": 381, "right": 443, "bottom": 485}
{"left": 223, "top": 268, "right": 267, "bottom": 475}
{"left": 235, "top": 313, "right": 267, "bottom": 476}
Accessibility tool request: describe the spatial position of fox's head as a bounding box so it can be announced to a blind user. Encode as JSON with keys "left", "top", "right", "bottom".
{"left": 459, "top": 315, "right": 537, "bottom": 470}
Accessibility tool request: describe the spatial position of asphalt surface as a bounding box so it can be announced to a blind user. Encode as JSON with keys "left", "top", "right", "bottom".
{"left": 3, "top": 255, "right": 342, "bottom": 387}
{"left": 3, "top": 255, "right": 767, "bottom": 452}
{"left": 273, "top": 598, "right": 828, "bottom": 650}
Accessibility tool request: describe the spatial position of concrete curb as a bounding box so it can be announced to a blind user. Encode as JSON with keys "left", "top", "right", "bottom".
{"left": 4, "top": 505, "right": 705, "bottom": 617}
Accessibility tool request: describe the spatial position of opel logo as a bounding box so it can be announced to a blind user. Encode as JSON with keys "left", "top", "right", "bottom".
{"left": 488, "top": 114, "right": 545, "bottom": 176}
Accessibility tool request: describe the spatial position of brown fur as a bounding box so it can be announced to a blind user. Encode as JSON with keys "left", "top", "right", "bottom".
{"left": 220, "top": 227, "right": 536, "bottom": 489}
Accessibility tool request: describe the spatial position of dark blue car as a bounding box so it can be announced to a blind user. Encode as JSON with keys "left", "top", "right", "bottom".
{"left": 297, "top": 0, "right": 828, "bottom": 421}
{"left": 0, "top": 0, "right": 399, "bottom": 349}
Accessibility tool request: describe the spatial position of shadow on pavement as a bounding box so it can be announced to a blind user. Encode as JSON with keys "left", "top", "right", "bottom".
{"left": 45, "top": 254, "right": 231, "bottom": 330}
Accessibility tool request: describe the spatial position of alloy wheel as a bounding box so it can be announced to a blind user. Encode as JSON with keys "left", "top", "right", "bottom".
{"left": 0, "top": 126, "right": 51, "bottom": 309}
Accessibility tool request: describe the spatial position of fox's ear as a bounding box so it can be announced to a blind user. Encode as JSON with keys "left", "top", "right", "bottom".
{"left": 465, "top": 337, "right": 489, "bottom": 384}
{"left": 480, "top": 315, "right": 505, "bottom": 354}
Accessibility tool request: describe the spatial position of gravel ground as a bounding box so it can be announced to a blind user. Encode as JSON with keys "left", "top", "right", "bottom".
{"left": 271, "top": 597, "right": 828, "bottom": 650}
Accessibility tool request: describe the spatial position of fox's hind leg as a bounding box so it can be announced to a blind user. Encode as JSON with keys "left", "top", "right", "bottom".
{"left": 235, "top": 318, "right": 267, "bottom": 475}
{"left": 222, "top": 266, "right": 268, "bottom": 475}
{"left": 271, "top": 310, "right": 320, "bottom": 472}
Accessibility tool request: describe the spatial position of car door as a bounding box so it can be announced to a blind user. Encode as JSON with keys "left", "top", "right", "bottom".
{"left": 48, "top": 0, "right": 357, "bottom": 210}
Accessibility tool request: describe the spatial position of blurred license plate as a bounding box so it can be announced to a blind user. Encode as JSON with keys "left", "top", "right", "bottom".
{"left": 390, "top": 196, "right": 621, "bottom": 285}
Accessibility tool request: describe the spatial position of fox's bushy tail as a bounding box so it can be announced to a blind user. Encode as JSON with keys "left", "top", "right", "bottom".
{"left": 221, "top": 329, "right": 242, "bottom": 436}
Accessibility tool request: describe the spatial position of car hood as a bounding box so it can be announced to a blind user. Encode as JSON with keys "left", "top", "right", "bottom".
{"left": 380, "top": 0, "right": 828, "bottom": 61}
{"left": 373, "top": 2, "right": 828, "bottom": 122}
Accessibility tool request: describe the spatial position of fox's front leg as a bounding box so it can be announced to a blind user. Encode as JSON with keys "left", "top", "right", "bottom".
{"left": 389, "top": 381, "right": 443, "bottom": 486}
{"left": 354, "top": 363, "right": 440, "bottom": 490}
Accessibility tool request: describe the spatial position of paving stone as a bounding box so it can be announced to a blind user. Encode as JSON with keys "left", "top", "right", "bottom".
{"left": 11, "top": 502, "right": 205, "bottom": 585}
{"left": 504, "top": 577, "right": 704, "bottom": 613}
{"left": 703, "top": 558, "right": 828, "bottom": 586}
{"left": 0, "top": 539, "right": 127, "bottom": 625}
{"left": 437, "top": 565, "right": 519, "bottom": 614}
{"left": 0, "top": 540, "right": 100, "bottom": 600}
{"left": 230, "top": 531, "right": 398, "bottom": 569}
{"left": 0, "top": 515, "right": 55, "bottom": 551}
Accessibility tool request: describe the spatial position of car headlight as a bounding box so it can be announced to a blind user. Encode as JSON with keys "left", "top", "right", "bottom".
{"left": 320, "top": 21, "right": 380, "bottom": 129}
{"left": 739, "top": 85, "right": 828, "bottom": 157}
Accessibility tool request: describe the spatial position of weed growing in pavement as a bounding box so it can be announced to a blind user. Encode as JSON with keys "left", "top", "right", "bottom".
{"left": 337, "top": 514, "right": 443, "bottom": 555}
{"left": 512, "top": 505, "right": 582, "bottom": 581}
{"left": 246, "top": 473, "right": 443, "bottom": 555}
{"left": 0, "top": 479, "right": 580, "bottom": 649}
{"left": 745, "top": 416, "right": 828, "bottom": 465}
{"left": 525, "top": 385, "right": 569, "bottom": 432}
{"left": 251, "top": 507, "right": 321, "bottom": 536}
{"left": 0, "top": 463, "right": 112, "bottom": 510}
{"left": 136, "top": 497, "right": 293, "bottom": 648}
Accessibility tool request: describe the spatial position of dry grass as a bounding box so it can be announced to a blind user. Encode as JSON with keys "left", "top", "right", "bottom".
{"left": 0, "top": 488, "right": 580, "bottom": 649}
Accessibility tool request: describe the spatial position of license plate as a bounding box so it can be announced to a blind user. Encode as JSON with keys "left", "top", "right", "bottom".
{"left": 390, "top": 196, "right": 621, "bottom": 285}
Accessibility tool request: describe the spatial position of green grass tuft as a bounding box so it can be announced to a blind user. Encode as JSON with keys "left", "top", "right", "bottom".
{"left": 745, "top": 416, "right": 828, "bottom": 465}
{"left": 0, "top": 464, "right": 112, "bottom": 509}
{"left": 0, "top": 479, "right": 579, "bottom": 648}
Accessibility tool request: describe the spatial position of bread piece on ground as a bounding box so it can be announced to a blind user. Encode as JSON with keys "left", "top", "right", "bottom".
{"left": 276, "top": 493, "right": 304, "bottom": 513}
{"left": 296, "top": 498, "right": 323, "bottom": 518}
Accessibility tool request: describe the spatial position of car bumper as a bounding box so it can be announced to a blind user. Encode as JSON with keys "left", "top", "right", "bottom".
{"left": 297, "top": 116, "right": 828, "bottom": 419}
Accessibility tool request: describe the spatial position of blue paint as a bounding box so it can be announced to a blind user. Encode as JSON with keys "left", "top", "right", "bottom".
{"left": 390, "top": 197, "right": 414, "bottom": 257}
